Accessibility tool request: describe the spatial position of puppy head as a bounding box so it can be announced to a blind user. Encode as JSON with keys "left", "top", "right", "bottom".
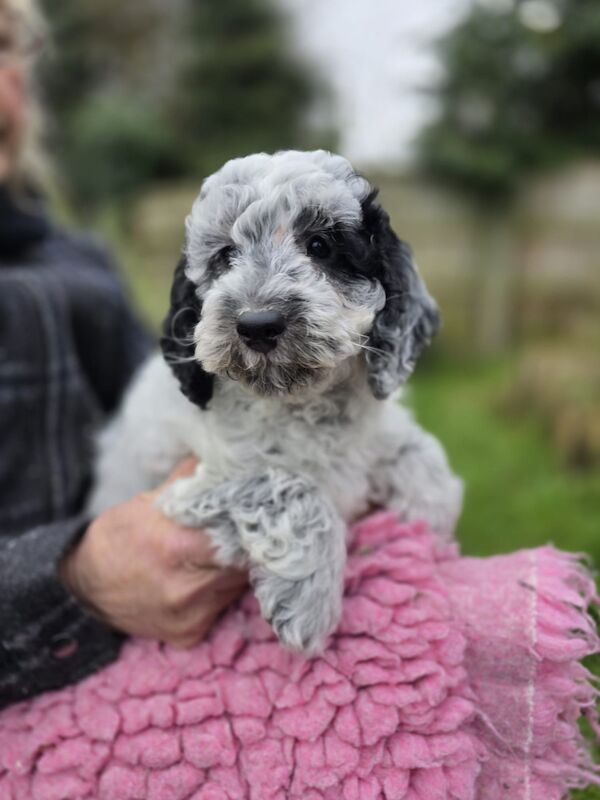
{"left": 161, "top": 150, "right": 439, "bottom": 407}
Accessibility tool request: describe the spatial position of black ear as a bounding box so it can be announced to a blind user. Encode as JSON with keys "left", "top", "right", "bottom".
{"left": 160, "top": 254, "right": 214, "bottom": 409}
{"left": 363, "top": 193, "right": 440, "bottom": 399}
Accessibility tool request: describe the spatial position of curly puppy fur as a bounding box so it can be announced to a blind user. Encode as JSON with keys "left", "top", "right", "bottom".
{"left": 89, "top": 150, "right": 463, "bottom": 652}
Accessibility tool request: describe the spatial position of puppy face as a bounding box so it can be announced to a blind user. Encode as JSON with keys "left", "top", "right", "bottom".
{"left": 162, "top": 150, "right": 439, "bottom": 407}
{"left": 186, "top": 152, "right": 384, "bottom": 396}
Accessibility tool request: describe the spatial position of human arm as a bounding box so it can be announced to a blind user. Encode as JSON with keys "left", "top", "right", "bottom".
{"left": 0, "top": 515, "right": 125, "bottom": 710}
{"left": 0, "top": 462, "right": 247, "bottom": 711}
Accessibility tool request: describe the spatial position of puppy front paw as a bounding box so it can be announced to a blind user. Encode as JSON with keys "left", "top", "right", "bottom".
{"left": 252, "top": 567, "right": 343, "bottom": 654}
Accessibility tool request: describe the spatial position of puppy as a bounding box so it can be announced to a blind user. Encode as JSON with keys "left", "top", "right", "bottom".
{"left": 89, "top": 150, "right": 462, "bottom": 652}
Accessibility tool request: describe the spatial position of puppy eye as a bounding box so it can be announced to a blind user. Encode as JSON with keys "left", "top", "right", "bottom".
{"left": 307, "top": 235, "right": 331, "bottom": 259}
{"left": 208, "top": 244, "right": 237, "bottom": 276}
{"left": 219, "top": 245, "right": 236, "bottom": 263}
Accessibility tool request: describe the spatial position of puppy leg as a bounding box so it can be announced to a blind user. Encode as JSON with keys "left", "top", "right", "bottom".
{"left": 369, "top": 419, "right": 463, "bottom": 540}
{"left": 157, "top": 465, "right": 247, "bottom": 566}
{"left": 158, "top": 468, "right": 346, "bottom": 651}
{"left": 242, "top": 471, "right": 346, "bottom": 653}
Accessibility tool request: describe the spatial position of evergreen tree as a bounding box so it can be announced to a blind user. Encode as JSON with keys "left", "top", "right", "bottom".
{"left": 416, "top": 0, "right": 600, "bottom": 356}
{"left": 39, "top": 0, "right": 99, "bottom": 124}
{"left": 419, "top": 0, "right": 600, "bottom": 198}
{"left": 40, "top": 0, "right": 330, "bottom": 209}
{"left": 39, "top": 0, "right": 180, "bottom": 212}
{"left": 173, "top": 0, "right": 322, "bottom": 174}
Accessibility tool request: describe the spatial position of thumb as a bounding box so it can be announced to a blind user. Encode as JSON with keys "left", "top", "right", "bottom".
{"left": 161, "top": 457, "right": 199, "bottom": 488}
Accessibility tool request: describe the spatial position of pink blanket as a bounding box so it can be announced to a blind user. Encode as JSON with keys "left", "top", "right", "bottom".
{"left": 1, "top": 513, "right": 598, "bottom": 799}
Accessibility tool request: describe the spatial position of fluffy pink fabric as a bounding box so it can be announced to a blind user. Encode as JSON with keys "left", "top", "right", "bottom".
{"left": 0, "top": 513, "right": 598, "bottom": 799}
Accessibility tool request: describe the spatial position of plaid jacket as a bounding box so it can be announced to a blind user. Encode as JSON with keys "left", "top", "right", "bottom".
{"left": 0, "top": 227, "right": 153, "bottom": 709}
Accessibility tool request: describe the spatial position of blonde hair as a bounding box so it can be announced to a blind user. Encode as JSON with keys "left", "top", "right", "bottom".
{"left": 2, "top": 0, "right": 50, "bottom": 192}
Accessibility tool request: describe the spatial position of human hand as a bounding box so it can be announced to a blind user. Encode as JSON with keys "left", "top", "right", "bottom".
{"left": 60, "top": 460, "right": 248, "bottom": 648}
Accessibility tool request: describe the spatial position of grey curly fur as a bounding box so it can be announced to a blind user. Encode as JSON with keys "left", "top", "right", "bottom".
{"left": 160, "top": 468, "right": 345, "bottom": 652}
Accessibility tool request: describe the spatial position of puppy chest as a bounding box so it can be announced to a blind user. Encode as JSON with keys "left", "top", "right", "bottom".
{"left": 207, "top": 405, "right": 375, "bottom": 520}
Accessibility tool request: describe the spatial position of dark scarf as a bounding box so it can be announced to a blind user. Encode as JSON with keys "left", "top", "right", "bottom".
{"left": 0, "top": 186, "right": 50, "bottom": 258}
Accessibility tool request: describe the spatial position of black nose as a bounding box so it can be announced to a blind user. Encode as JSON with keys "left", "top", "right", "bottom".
{"left": 237, "top": 311, "right": 286, "bottom": 353}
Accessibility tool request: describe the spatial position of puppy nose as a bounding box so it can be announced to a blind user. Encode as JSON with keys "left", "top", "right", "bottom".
{"left": 237, "top": 311, "right": 286, "bottom": 353}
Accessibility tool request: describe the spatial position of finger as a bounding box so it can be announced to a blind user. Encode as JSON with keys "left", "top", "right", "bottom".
{"left": 168, "top": 528, "right": 221, "bottom": 568}
{"left": 169, "top": 582, "right": 247, "bottom": 649}
{"left": 164, "top": 457, "right": 199, "bottom": 484}
{"left": 169, "top": 610, "right": 220, "bottom": 650}
{"left": 180, "top": 570, "right": 248, "bottom": 615}
{"left": 187, "top": 565, "right": 248, "bottom": 593}
{"left": 211, "top": 567, "right": 249, "bottom": 593}
{"left": 145, "top": 457, "right": 199, "bottom": 501}
{"left": 179, "top": 532, "right": 224, "bottom": 570}
{"left": 192, "top": 588, "right": 243, "bottom": 636}
{"left": 209, "top": 583, "right": 247, "bottom": 610}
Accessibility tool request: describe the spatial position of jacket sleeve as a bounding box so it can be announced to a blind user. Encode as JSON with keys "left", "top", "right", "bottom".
{"left": 0, "top": 234, "right": 153, "bottom": 711}
{"left": 0, "top": 517, "right": 124, "bottom": 711}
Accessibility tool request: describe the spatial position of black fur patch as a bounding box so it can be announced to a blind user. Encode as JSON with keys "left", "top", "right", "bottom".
{"left": 207, "top": 244, "right": 237, "bottom": 279}
{"left": 360, "top": 191, "right": 441, "bottom": 399}
{"left": 160, "top": 255, "right": 215, "bottom": 409}
{"left": 294, "top": 195, "right": 439, "bottom": 398}
{"left": 295, "top": 207, "right": 378, "bottom": 283}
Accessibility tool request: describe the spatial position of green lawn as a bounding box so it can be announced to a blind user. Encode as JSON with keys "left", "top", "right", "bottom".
{"left": 411, "top": 358, "right": 600, "bottom": 562}
{"left": 411, "top": 358, "right": 600, "bottom": 798}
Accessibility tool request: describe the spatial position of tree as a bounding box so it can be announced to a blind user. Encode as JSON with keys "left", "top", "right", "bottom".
{"left": 420, "top": 0, "right": 600, "bottom": 198}
{"left": 39, "top": 0, "right": 181, "bottom": 213}
{"left": 418, "top": 0, "right": 600, "bottom": 354}
{"left": 40, "top": 0, "right": 332, "bottom": 212}
{"left": 171, "top": 0, "right": 326, "bottom": 175}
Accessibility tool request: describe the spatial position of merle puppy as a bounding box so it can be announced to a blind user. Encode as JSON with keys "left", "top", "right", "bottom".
{"left": 89, "top": 150, "right": 462, "bottom": 653}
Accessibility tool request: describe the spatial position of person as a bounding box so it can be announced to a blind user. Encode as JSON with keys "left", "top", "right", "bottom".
{"left": 0, "top": 0, "right": 246, "bottom": 711}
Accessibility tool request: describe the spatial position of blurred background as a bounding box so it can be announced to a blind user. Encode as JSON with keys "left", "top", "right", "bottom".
{"left": 38, "top": 0, "right": 599, "bottom": 570}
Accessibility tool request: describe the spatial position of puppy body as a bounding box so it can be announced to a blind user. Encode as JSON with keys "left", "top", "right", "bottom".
{"left": 89, "top": 354, "right": 460, "bottom": 651}
{"left": 91, "top": 354, "right": 455, "bottom": 524}
{"left": 89, "top": 150, "right": 463, "bottom": 652}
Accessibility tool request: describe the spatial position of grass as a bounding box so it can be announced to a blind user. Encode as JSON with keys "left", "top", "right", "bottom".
{"left": 574, "top": 790, "right": 600, "bottom": 800}
{"left": 410, "top": 357, "right": 600, "bottom": 563}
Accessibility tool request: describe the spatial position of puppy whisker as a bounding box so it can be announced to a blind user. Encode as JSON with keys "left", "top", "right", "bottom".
{"left": 162, "top": 334, "right": 197, "bottom": 348}
{"left": 163, "top": 354, "right": 198, "bottom": 366}
{"left": 164, "top": 306, "right": 200, "bottom": 347}
{"left": 353, "top": 338, "right": 387, "bottom": 357}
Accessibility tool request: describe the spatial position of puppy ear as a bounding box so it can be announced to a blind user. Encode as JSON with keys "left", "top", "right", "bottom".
{"left": 363, "top": 193, "right": 440, "bottom": 399}
{"left": 160, "top": 254, "right": 214, "bottom": 409}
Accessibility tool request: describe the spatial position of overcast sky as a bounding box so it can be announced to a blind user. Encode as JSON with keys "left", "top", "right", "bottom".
{"left": 283, "top": 0, "right": 472, "bottom": 167}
